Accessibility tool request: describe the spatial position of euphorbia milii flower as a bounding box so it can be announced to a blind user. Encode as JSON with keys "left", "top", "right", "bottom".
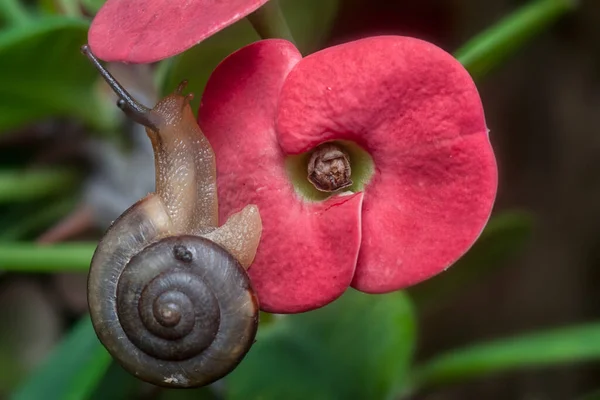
{"left": 198, "top": 37, "right": 498, "bottom": 313}
{"left": 88, "top": 0, "right": 270, "bottom": 63}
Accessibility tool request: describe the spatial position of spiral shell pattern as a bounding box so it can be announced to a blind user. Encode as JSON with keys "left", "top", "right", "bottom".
{"left": 88, "top": 196, "right": 258, "bottom": 387}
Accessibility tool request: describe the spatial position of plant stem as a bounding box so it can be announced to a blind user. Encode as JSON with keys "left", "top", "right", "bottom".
{"left": 247, "top": 0, "right": 296, "bottom": 45}
{"left": 455, "top": 0, "right": 577, "bottom": 79}
{"left": 0, "top": 242, "right": 95, "bottom": 272}
{"left": 0, "top": 169, "right": 80, "bottom": 204}
{"left": 0, "top": 0, "right": 31, "bottom": 26}
{"left": 56, "top": 0, "right": 83, "bottom": 18}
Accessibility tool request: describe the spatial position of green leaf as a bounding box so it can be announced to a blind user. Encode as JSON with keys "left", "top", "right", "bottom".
{"left": 579, "top": 389, "right": 600, "bottom": 400}
{"left": 10, "top": 316, "right": 111, "bottom": 400}
{"left": 160, "top": 0, "right": 339, "bottom": 113}
{"left": 414, "top": 322, "right": 600, "bottom": 389}
{"left": 38, "top": 0, "right": 61, "bottom": 15}
{"left": 0, "top": 0, "right": 31, "bottom": 27}
{"left": 0, "top": 169, "right": 80, "bottom": 204}
{"left": 80, "top": 0, "right": 105, "bottom": 15}
{"left": 0, "top": 352, "right": 26, "bottom": 394}
{"left": 0, "top": 242, "right": 95, "bottom": 272}
{"left": 158, "top": 387, "right": 218, "bottom": 400}
{"left": 89, "top": 362, "right": 142, "bottom": 400}
{"left": 455, "top": 0, "right": 576, "bottom": 79}
{"left": 228, "top": 289, "right": 416, "bottom": 400}
{"left": 408, "top": 211, "right": 533, "bottom": 312}
{"left": 0, "top": 196, "right": 77, "bottom": 240}
{"left": 90, "top": 361, "right": 219, "bottom": 400}
{"left": 0, "top": 17, "right": 115, "bottom": 133}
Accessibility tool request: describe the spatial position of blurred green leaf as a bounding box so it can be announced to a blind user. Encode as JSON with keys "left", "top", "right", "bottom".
{"left": 158, "top": 387, "right": 218, "bottom": 400}
{"left": 0, "top": 17, "right": 115, "bottom": 133}
{"left": 0, "top": 352, "right": 25, "bottom": 393}
{"left": 160, "top": 0, "right": 339, "bottom": 113}
{"left": 228, "top": 289, "right": 416, "bottom": 400}
{"left": 38, "top": 0, "right": 60, "bottom": 15}
{"left": 579, "top": 389, "right": 600, "bottom": 400}
{"left": 90, "top": 362, "right": 142, "bottom": 400}
{"left": 455, "top": 0, "right": 576, "bottom": 79}
{"left": 10, "top": 316, "right": 111, "bottom": 400}
{"left": 0, "top": 242, "right": 95, "bottom": 272}
{"left": 0, "top": 169, "right": 80, "bottom": 203}
{"left": 90, "top": 359, "right": 218, "bottom": 400}
{"left": 0, "top": 196, "right": 77, "bottom": 240}
{"left": 414, "top": 322, "right": 600, "bottom": 389}
{"left": 59, "top": 0, "right": 84, "bottom": 17}
{"left": 80, "top": 0, "right": 105, "bottom": 14}
{"left": 408, "top": 211, "right": 533, "bottom": 312}
{"left": 90, "top": 359, "right": 219, "bottom": 400}
{"left": 0, "top": 0, "right": 31, "bottom": 26}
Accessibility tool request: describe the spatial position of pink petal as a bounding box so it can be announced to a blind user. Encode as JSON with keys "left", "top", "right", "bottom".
{"left": 276, "top": 36, "right": 497, "bottom": 292}
{"left": 88, "top": 0, "right": 269, "bottom": 63}
{"left": 198, "top": 40, "right": 364, "bottom": 313}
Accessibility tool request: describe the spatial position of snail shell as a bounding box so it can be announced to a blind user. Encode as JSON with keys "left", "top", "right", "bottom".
{"left": 89, "top": 196, "right": 259, "bottom": 387}
{"left": 82, "top": 45, "right": 262, "bottom": 388}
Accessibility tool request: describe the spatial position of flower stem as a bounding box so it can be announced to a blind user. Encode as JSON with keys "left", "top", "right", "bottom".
{"left": 247, "top": 0, "right": 296, "bottom": 45}
{"left": 0, "top": 242, "right": 95, "bottom": 272}
{"left": 0, "top": 169, "right": 80, "bottom": 204}
{"left": 455, "top": 0, "right": 577, "bottom": 79}
{"left": 56, "top": 0, "right": 83, "bottom": 18}
{"left": 0, "top": 0, "right": 31, "bottom": 26}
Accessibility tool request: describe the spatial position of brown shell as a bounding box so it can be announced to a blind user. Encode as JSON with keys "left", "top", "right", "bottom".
{"left": 88, "top": 195, "right": 259, "bottom": 387}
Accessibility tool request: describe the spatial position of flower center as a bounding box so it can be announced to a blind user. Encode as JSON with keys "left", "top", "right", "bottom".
{"left": 285, "top": 140, "right": 374, "bottom": 201}
{"left": 307, "top": 143, "right": 353, "bottom": 192}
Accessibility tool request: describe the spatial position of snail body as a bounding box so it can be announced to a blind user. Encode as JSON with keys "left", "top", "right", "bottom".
{"left": 82, "top": 45, "right": 262, "bottom": 388}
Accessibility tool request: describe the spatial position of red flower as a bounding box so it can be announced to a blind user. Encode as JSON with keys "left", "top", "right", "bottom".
{"left": 198, "top": 37, "right": 497, "bottom": 313}
{"left": 88, "top": 0, "right": 269, "bottom": 63}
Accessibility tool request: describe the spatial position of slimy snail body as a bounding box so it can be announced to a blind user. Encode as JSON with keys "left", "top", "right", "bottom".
{"left": 82, "top": 45, "right": 262, "bottom": 388}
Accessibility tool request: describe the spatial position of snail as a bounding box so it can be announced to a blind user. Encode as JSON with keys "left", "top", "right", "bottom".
{"left": 81, "top": 45, "right": 263, "bottom": 388}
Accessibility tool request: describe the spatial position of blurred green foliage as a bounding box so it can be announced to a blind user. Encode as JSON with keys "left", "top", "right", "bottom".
{"left": 0, "top": 169, "right": 80, "bottom": 203}
{"left": 0, "top": 17, "right": 114, "bottom": 133}
{"left": 228, "top": 290, "right": 415, "bottom": 400}
{"left": 11, "top": 316, "right": 111, "bottom": 400}
{"left": 456, "top": 0, "right": 577, "bottom": 79}
{"left": 414, "top": 322, "right": 600, "bottom": 388}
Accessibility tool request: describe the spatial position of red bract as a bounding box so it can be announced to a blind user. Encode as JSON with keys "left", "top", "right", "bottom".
{"left": 88, "top": 0, "right": 269, "bottom": 63}
{"left": 198, "top": 37, "right": 498, "bottom": 313}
